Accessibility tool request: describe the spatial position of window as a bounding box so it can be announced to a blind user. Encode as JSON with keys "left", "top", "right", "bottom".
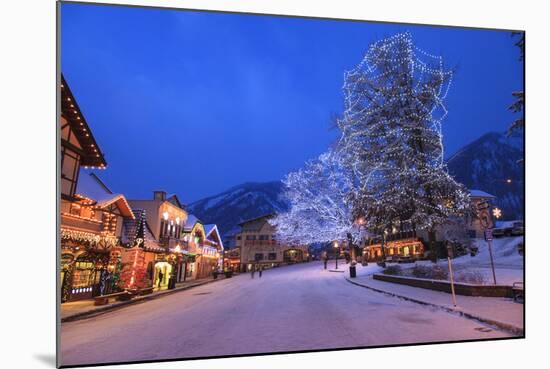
{"left": 61, "top": 147, "right": 80, "bottom": 197}
{"left": 159, "top": 220, "right": 165, "bottom": 238}
{"left": 254, "top": 253, "right": 264, "bottom": 261}
{"left": 268, "top": 253, "right": 277, "bottom": 260}
{"left": 259, "top": 235, "right": 270, "bottom": 241}
{"left": 72, "top": 260, "right": 95, "bottom": 289}
{"left": 236, "top": 236, "right": 241, "bottom": 240}
{"left": 246, "top": 235, "right": 256, "bottom": 241}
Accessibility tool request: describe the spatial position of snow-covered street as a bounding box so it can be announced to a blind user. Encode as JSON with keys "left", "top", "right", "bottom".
{"left": 61, "top": 261, "right": 513, "bottom": 367}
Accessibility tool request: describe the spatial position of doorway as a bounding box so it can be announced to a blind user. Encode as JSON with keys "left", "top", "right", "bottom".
{"left": 154, "top": 262, "right": 172, "bottom": 290}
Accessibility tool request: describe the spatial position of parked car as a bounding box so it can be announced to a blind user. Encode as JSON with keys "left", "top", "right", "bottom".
{"left": 493, "top": 220, "right": 522, "bottom": 238}
{"left": 492, "top": 227, "right": 507, "bottom": 238}
{"left": 511, "top": 221, "right": 524, "bottom": 236}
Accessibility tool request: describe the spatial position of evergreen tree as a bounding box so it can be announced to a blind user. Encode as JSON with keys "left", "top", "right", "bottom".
{"left": 337, "top": 33, "right": 471, "bottom": 263}
{"left": 507, "top": 32, "right": 524, "bottom": 136}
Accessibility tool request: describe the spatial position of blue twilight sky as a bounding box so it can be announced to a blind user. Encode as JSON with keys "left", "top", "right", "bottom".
{"left": 60, "top": 3, "right": 523, "bottom": 203}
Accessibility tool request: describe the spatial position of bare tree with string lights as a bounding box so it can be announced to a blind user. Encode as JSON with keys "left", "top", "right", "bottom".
{"left": 337, "top": 32, "right": 472, "bottom": 263}
{"left": 269, "top": 149, "right": 364, "bottom": 253}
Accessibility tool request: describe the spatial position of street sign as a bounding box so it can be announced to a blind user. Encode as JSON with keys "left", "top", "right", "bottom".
{"left": 484, "top": 229, "right": 493, "bottom": 241}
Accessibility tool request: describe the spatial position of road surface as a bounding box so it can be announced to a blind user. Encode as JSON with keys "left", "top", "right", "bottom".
{"left": 61, "top": 261, "right": 511, "bottom": 366}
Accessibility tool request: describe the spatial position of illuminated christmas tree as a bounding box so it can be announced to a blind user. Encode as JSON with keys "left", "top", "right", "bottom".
{"left": 337, "top": 32, "right": 471, "bottom": 262}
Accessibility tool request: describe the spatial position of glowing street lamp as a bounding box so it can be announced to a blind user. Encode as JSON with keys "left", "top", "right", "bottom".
{"left": 333, "top": 241, "right": 339, "bottom": 269}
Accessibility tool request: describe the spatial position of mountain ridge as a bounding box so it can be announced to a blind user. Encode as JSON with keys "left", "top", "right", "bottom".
{"left": 187, "top": 131, "right": 524, "bottom": 240}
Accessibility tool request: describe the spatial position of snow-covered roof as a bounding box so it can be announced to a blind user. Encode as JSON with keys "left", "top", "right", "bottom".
{"left": 76, "top": 170, "right": 134, "bottom": 218}
{"left": 121, "top": 209, "right": 162, "bottom": 251}
{"left": 469, "top": 189, "right": 496, "bottom": 199}
{"left": 76, "top": 170, "right": 113, "bottom": 201}
{"left": 238, "top": 213, "right": 275, "bottom": 226}
{"left": 183, "top": 214, "right": 202, "bottom": 231}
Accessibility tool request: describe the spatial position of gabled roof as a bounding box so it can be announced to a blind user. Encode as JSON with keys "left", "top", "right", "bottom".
{"left": 183, "top": 214, "right": 202, "bottom": 231}
{"left": 204, "top": 224, "right": 224, "bottom": 250}
{"left": 61, "top": 74, "right": 106, "bottom": 168}
{"left": 76, "top": 170, "right": 113, "bottom": 202}
{"left": 469, "top": 189, "right": 496, "bottom": 199}
{"left": 237, "top": 213, "right": 275, "bottom": 227}
{"left": 204, "top": 224, "right": 216, "bottom": 236}
{"left": 76, "top": 170, "right": 134, "bottom": 218}
{"left": 121, "top": 209, "right": 163, "bottom": 251}
{"left": 166, "top": 193, "right": 184, "bottom": 209}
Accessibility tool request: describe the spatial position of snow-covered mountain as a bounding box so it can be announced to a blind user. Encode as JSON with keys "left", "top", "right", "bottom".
{"left": 187, "top": 131, "right": 524, "bottom": 239}
{"left": 447, "top": 131, "right": 524, "bottom": 221}
{"left": 186, "top": 181, "right": 289, "bottom": 238}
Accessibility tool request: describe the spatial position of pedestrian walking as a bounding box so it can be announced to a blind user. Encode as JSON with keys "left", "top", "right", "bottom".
{"left": 250, "top": 265, "right": 255, "bottom": 279}
{"left": 157, "top": 271, "right": 164, "bottom": 287}
{"left": 259, "top": 265, "right": 263, "bottom": 278}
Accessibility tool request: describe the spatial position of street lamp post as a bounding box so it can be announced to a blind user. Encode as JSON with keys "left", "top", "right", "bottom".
{"left": 477, "top": 200, "right": 497, "bottom": 285}
{"left": 334, "top": 241, "right": 339, "bottom": 269}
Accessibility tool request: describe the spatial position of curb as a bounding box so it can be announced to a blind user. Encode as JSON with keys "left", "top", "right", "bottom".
{"left": 345, "top": 277, "right": 523, "bottom": 336}
{"left": 61, "top": 278, "right": 221, "bottom": 323}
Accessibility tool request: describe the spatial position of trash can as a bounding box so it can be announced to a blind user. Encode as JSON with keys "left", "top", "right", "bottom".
{"left": 349, "top": 265, "right": 356, "bottom": 278}
{"left": 168, "top": 276, "right": 176, "bottom": 289}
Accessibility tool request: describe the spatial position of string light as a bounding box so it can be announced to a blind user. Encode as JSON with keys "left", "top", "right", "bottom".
{"left": 272, "top": 33, "right": 472, "bottom": 246}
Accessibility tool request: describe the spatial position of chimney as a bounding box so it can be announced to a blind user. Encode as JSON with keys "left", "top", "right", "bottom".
{"left": 153, "top": 190, "right": 166, "bottom": 201}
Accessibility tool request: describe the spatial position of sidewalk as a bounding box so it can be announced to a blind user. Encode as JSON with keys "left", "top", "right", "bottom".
{"left": 61, "top": 277, "right": 222, "bottom": 322}
{"left": 345, "top": 274, "right": 524, "bottom": 335}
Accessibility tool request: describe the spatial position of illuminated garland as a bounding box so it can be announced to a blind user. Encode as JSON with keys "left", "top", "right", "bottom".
{"left": 61, "top": 228, "right": 119, "bottom": 247}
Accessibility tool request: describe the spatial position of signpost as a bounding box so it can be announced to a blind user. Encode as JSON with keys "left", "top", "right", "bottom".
{"left": 484, "top": 228, "right": 497, "bottom": 285}
{"left": 446, "top": 242, "right": 457, "bottom": 307}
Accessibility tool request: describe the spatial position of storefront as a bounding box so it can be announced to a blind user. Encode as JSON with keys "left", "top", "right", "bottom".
{"left": 175, "top": 253, "right": 196, "bottom": 282}
{"left": 60, "top": 229, "right": 120, "bottom": 302}
{"left": 363, "top": 238, "right": 425, "bottom": 262}
{"left": 283, "top": 248, "right": 304, "bottom": 263}
{"left": 223, "top": 250, "right": 241, "bottom": 272}
{"left": 195, "top": 244, "right": 220, "bottom": 279}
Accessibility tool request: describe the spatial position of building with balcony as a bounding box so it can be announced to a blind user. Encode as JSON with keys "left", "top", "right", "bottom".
{"left": 120, "top": 209, "right": 169, "bottom": 290}
{"left": 235, "top": 214, "right": 309, "bottom": 272}
{"left": 181, "top": 215, "right": 223, "bottom": 280}
{"left": 128, "top": 191, "right": 189, "bottom": 287}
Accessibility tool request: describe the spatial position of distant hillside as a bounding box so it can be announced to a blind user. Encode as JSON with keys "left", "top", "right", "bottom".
{"left": 187, "top": 132, "right": 524, "bottom": 240}
{"left": 186, "top": 181, "right": 289, "bottom": 238}
{"left": 447, "top": 131, "right": 524, "bottom": 220}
